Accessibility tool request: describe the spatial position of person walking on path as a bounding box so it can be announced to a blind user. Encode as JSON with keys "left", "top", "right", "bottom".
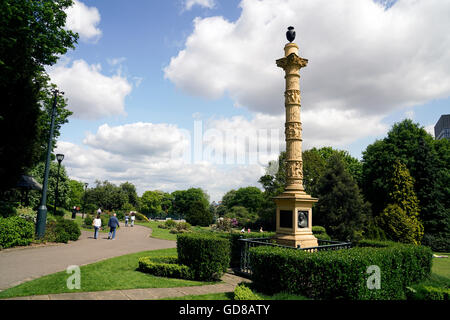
{"left": 130, "top": 212, "right": 135, "bottom": 227}
{"left": 107, "top": 213, "right": 120, "bottom": 240}
{"left": 97, "top": 208, "right": 102, "bottom": 215}
{"left": 125, "top": 212, "right": 129, "bottom": 227}
{"left": 93, "top": 215, "right": 102, "bottom": 239}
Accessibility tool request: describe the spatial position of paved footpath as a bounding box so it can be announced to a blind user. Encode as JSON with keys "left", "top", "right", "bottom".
{"left": 5, "top": 273, "right": 249, "bottom": 300}
{"left": 0, "top": 223, "right": 176, "bottom": 291}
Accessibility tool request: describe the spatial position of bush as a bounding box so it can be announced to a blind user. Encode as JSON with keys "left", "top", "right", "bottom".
{"left": 16, "top": 206, "right": 37, "bottom": 223}
{"left": 0, "top": 216, "right": 34, "bottom": 249}
{"left": 185, "top": 201, "right": 213, "bottom": 227}
{"left": 43, "top": 218, "right": 81, "bottom": 243}
{"left": 234, "top": 283, "right": 262, "bottom": 300}
{"left": 0, "top": 201, "right": 18, "bottom": 218}
{"left": 138, "top": 256, "right": 193, "bottom": 280}
{"left": 249, "top": 242, "right": 432, "bottom": 300}
{"left": 177, "top": 233, "right": 230, "bottom": 281}
{"left": 312, "top": 226, "right": 331, "bottom": 241}
{"left": 165, "top": 219, "right": 177, "bottom": 229}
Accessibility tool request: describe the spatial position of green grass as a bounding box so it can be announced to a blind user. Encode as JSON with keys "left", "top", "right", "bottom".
{"left": 0, "top": 248, "right": 217, "bottom": 299}
{"left": 136, "top": 220, "right": 212, "bottom": 241}
{"left": 432, "top": 253, "right": 450, "bottom": 279}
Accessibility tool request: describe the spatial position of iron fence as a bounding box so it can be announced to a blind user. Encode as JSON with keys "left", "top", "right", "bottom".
{"left": 237, "top": 238, "right": 352, "bottom": 277}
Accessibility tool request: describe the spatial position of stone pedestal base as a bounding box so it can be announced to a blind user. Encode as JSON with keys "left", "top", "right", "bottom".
{"left": 273, "top": 191, "right": 319, "bottom": 249}
{"left": 275, "top": 233, "right": 318, "bottom": 249}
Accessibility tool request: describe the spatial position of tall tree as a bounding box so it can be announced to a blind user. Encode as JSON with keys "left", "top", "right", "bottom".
{"left": 140, "top": 190, "right": 164, "bottom": 218}
{"left": 362, "top": 119, "right": 449, "bottom": 250}
{"left": 314, "top": 155, "right": 370, "bottom": 241}
{"left": 0, "top": 0, "right": 78, "bottom": 192}
{"left": 222, "top": 186, "right": 264, "bottom": 214}
{"left": 120, "top": 182, "right": 139, "bottom": 208}
{"left": 171, "top": 188, "right": 210, "bottom": 219}
{"left": 378, "top": 160, "right": 424, "bottom": 245}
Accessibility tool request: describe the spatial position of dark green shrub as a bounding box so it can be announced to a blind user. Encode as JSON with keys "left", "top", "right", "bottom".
{"left": 185, "top": 201, "right": 213, "bottom": 227}
{"left": 249, "top": 243, "right": 432, "bottom": 300}
{"left": 0, "top": 201, "right": 18, "bottom": 218}
{"left": 100, "top": 214, "right": 109, "bottom": 228}
{"left": 0, "top": 216, "right": 34, "bottom": 249}
{"left": 138, "top": 256, "right": 193, "bottom": 280}
{"left": 177, "top": 233, "right": 230, "bottom": 281}
{"left": 164, "top": 219, "right": 177, "bottom": 229}
{"left": 57, "top": 218, "right": 81, "bottom": 241}
{"left": 176, "top": 221, "right": 191, "bottom": 231}
{"left": 312, "top": 226, "right": 331, "bottom": 241}
{"left": 234, "top": 283, "right": 262, "bottom": 300}
{"left": 44, "top": 219, "right": 80, "bottom": 243}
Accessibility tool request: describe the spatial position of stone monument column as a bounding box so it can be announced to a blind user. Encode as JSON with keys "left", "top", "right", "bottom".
{"left": 273, "top": 27, "right": 318, "bottom": 248}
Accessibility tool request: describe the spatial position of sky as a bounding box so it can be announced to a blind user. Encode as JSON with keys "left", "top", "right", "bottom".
{"left": 50, "top": 0, "right": 450, "bottom": 202}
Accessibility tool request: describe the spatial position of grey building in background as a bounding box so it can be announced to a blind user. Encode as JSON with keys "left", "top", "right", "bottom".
{"left": 434, "top": 114, "right": 450, "bottom": 140}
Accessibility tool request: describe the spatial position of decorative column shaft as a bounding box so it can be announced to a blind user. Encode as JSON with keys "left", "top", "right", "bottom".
{"left": 276, "top": 43, "right": 308, "bottom": 193}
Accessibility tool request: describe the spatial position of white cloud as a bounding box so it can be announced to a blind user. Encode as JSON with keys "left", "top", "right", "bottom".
{"left": 184, "top": 0, "right": 215, "bottom": 11}
{"left": 165, "top": 0, "right": 450, "bottom": 123}
{"left": 48, "top": 59, "right": 132, "bottom": 120}
{"left": 65, "top": 0, "right": 102, "bottom": 43}
{"left": 55, "top": 120, "right": 265, "bottom": 201}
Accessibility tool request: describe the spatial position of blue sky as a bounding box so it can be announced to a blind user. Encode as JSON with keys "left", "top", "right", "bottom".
{"left": 51, "top": 0, "right": 450, "bottom": 201}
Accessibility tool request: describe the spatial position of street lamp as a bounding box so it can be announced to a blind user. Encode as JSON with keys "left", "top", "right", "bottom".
{"left": 36, "top": 89, "right": 63, "bottom": 239}
{"left": 82, "top": 182, "right": 88, "bottom": 219}
{"left": 53, "top": 154, "right": 64, "bottom": 216}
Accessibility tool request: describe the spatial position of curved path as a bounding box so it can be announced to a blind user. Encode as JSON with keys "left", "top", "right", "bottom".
{"left": 0, "top": 223, "right": 176, "bottom": 291}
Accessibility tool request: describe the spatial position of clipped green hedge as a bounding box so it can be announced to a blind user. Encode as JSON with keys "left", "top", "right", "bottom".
{"left": 249, "top": 243, "right": 432, "bottom": 300}
{"left": 177, "top": 233, "right": 231, "bottom": 281}
{"left": 138, "top": 256, "right": 193, "bottom": 280}
{"left": 0, "top": 216, "right": 34, "bottom": 249}
{"left": 234, "top": 283, "right": 262, "bottom": 300}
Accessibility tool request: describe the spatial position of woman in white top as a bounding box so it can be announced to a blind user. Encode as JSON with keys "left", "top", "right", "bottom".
{"left": 93, "top": 215, "right": 102, "bottom": 239}
{"left": 130, "top": 213, "right": 135, "bottom": 227}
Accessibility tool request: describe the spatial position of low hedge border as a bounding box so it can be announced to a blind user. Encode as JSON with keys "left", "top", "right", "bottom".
{"left": 138, "top": 256, "right": 193, "bottom": 280}
{"left": 249, "top": 241, "right": 433, "bottom": 300}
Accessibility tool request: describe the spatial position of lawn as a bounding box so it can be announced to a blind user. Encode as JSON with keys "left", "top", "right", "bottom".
{"left": 136, "top": 220, "right": 211, "bottom": 241}
{"left": 432, "top": 253, "right": 450, "bottom": 279}
{"left": 0, "top": 248, "right": 217, "bottom": 299}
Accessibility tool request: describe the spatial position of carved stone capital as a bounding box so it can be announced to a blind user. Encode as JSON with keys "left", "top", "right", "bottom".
{"left": 276, "top": 53, "right": 308, "bottom": 71}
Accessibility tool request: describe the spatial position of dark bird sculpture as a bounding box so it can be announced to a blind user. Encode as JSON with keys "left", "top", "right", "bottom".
{"left": 286, "top": 26, "right": 295, "bottom": 42}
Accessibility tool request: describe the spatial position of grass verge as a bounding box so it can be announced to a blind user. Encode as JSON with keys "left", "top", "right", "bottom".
{"left": 0, "top": 248, "right": 216, "bottom": 299}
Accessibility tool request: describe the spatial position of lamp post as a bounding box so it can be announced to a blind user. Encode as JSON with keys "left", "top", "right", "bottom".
{"left": 53, "top": 154, "right": 64, "bottom": 216}
{"left": 82, "top": 182, "right": 88, "bottom": 219}
{"left": 36, "top": 89, "right": 63, "bottom": 239}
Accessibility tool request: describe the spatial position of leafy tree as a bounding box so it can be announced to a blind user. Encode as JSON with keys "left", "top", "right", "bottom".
{"left": 314, "top": 155, "right": 370, "bottom": 241}
{"left": 362, "top": 119, "right": 449, "bottom": 250}
{"left": 378, "top": 160, "right": 424, "bottom": 245}
{"left": 140, "top": 190, "right": 163, "bottom": 218}
{"left": 120, "top": 182, "right": 139, "bottom": 208}
{"left": 0, "top": 0, "right": 78, "bottom": 192}
{"left": 68, "top": 180, "right": 85, "bottom": 208}
{"left": 258, "top": 152, "right": 286, "bottom": 198}
{"left": 224, "top": 206, "right": 258, "bottom": 228}
{"left": 185, "top": 200, "right": 212, "bottom": 227}
{"left": 28, "top": 161, "right": 70, "bottom": 210}
{"left": 85, "top": 181, "right": 127, "bottom": 212}
{"left": 172, "top": 188, "right": 210, "bottom": 219}
{"left": 221, "top": 187, "right": 264, "bottom": 214}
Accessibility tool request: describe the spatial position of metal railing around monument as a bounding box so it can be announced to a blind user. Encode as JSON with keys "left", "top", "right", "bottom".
{"left": 237, "top": 238, "right": 352, "bottom": 277}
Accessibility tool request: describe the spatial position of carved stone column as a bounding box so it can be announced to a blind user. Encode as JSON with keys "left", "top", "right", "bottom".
{"left": 276, "top": 43, "right": 308, "bottom": 194}
{"left": 273, "top": 28, "right": 318, "bottom": 249}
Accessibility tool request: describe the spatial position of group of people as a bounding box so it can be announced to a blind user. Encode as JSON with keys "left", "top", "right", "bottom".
{"left": 91, "top": 210, "right": 136, "bottom": 240}
{"left": 240, "top": 226, "right": 264, "bottom": 233}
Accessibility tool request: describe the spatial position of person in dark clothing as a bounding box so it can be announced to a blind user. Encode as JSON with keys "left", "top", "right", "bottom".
{"left": 107, "top": 213, "right": 120, "bottom": 240}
